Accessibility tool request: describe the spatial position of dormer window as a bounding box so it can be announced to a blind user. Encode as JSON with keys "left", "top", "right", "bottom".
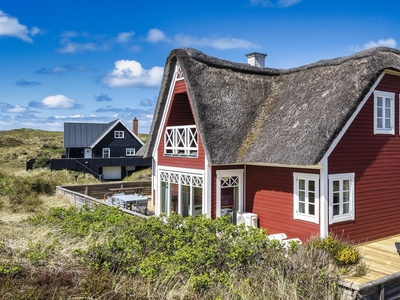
{"left": 114, "top": 131, "right": 124, "bottom": 139}
{"left": 164, "top": 125, "right": 198, "bottom": 156}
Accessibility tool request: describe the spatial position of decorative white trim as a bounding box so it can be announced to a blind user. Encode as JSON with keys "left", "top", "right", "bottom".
{"left": 156, "top": 167, "right": 205, "bottom": 217}
{"left": 293, "top": 172, "right": 320, "bottom": 224}
{"left": 374, "top": 90, "right": 395, "bottom": 135}
{"left": 164, "top": 125, "right": 198, "bottom": 156}
{"left": 328, "top": 173, "right": 355, "bottom": 224}
{"left": 152, "top": 62, "right": 180, "bottom": 160}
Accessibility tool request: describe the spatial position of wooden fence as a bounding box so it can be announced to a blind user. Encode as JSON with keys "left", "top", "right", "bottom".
{"left": 56, "top": 181, "right": 152, "bottom": 218}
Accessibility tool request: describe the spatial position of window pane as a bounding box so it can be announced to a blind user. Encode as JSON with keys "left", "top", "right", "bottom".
{"left": 333, "top": 180, "right": 339, "bottom": 192}
{"left": 308, "top": 192, "right": 315, "bottom": 204}
{"left": 160, "top": 182, "right": 168, "bottom": 214}
{"left": 299, "top": 202, "right": 305, "bottom": 214}
{"left": 309, "top": 204, "right": 315, "bottom": 215}
{"left": 299, "top": 179, "right": 305, "bottom": 190}
{"left": 343, "top": 203, "right": 350, "bottom": 214}
{"left": 385, "top": 119, "right": 391, "bottom": 129}
{"left": 377, "top": 107, "right": 382, "bottom": 118}
{"left": 333, "top": 192, "right": 340, "bottom": 204}
{"left": 385, "top": 97, "right": 391, "bottom": 108}
{"left": 181, "top": 185, "right": 190, "bottom": 217}
{"left": 343, "top": 180, "right": 349, "bottom": 191}
{"left": 377, "top": 97, "right": 382, "bottom": 107}
{"left": 299, "top": 191, "right": 305, "bottom": 202}
{"left": 343, "top": 191, "right": 349, "bottom": 203}
{"left": 308, "top": 180, "right": 315, "bottom": 192}
{"left": 170, "top": 183, "right": 179, "bottom": 213}
{"left": 377, "top": 118, "right": 382, "bottom": 128}
{"left": 333, "top": 204, "right": 340, "bottom": 216}
{"left": 385, "top": 108, "right": 391, "bottom": 118}
{"left": 193, "top": 187, "right": 202, "bottom": 216}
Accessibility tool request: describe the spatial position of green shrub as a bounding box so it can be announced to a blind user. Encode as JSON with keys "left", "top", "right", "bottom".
{"left": 307, "top": 235, "right": 361, "bottom": 266}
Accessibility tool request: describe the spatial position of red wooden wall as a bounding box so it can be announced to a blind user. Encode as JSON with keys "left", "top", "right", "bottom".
{"left": 328, "top": 73, "right": 400, "bottom": 242}
{"left": 157, "top": 80, "right": 205, "bottom": 170}
{"left": 246, "top": 165, "right": 320, "bottom": 241}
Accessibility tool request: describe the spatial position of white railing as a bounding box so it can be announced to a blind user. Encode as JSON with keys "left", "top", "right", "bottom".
{"left": 164, "top": 125, "right": 198, "bottom": 156}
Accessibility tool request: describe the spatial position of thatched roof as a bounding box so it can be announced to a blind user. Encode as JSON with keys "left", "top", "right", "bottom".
{"left": 143, "top": 47, "right": 400, "bottom": 166}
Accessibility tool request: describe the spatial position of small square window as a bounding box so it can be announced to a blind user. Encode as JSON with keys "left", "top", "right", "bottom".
{"left": 126, "top": 148, "right": 135, "bottom": 156}
{"left": 114, "top": 131, "right": 124, "bottom": 138}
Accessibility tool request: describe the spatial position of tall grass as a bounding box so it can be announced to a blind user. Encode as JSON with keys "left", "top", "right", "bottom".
{"left": 1, "top": 206, "right": 354, "bottom": 299}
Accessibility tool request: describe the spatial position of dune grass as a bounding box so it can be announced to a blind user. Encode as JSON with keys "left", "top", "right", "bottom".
{"left": 0, "top": 129, "right": 365, "bottom": 299}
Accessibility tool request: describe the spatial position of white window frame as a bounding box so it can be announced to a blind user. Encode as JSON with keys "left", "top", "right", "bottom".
{"left": 329, "top": 173, "right": 355, "bottom": 224}
{"left": 374, "top": 90, "right": 395, "bottom": 135}
{"left": 158, "top": 169, "right": 204, "bottom": 216}
{"left": 216, "top": 169, "right": 244, "bottom": 218}
{"left": 102, "top": 148, "right": 110, "bottom": 158}
{"left": 126, "top": 148, "right": 135, "bottom": 156}
{"left": 114, "top": 130, "right": 124, "bottom": 139}
{"left": 293, "top": 173, "right": 319, "bottom": 224}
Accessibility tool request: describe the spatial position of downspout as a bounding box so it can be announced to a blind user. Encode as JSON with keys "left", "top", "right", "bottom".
{"left": 320, "top": 157, "right": 329, "bottom": 238}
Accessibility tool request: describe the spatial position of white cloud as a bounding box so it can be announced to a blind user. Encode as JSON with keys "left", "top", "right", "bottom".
{"left": 117, "top": 31, "right": 135, "bottom": 43}
{"left": 278, "top": 0, "right": 302, "bottom": 7}
{"left": 29, "top": 94, "right": 83, "bottom": 109}
{"left": 146, "top": 28, "right": 258, "bottom": 50}
{"left": 0, "top": 10, "right": 42, "bottom": 43}
{"left": 250, "top": 0, "right": 302, "bottom": 7}
{"left": 349, "top": 38, "right": 398, "bottom": 53}
{"left": 363, "top": 38, "right": 397, "bottom": 49}
{"left": 0, "top": 102, "right": 29, "bottom": 114}
{"left": 57, "top": 31, "right": 110, "bottom": 53}
{"left": 146, "top": 28, "right": 168, "bottom": 43}
{"left": 101, "top": 60, "right": 163, "bottom": 88}
{"left": 174, "top": 34, "right": 258, "bottom": 50}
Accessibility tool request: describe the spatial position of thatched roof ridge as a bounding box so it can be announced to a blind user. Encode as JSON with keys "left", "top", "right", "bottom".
{"left": 143, "top": 47, "right": 400, "bottom": 166}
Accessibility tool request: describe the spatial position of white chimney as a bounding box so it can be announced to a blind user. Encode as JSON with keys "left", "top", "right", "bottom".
{"left": 246, "top": 52, "right": 267, "bottom": 68}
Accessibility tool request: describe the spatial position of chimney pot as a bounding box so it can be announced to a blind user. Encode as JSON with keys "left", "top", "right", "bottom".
{"left": 246, "top": 52, "right": 267, "bottom": 68}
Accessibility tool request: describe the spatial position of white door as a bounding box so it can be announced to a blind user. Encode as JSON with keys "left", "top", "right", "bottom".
{"left": 84, "top": 148, "right": 92, "bottom": 158}
{"left": 103, "top": 166, "right": 121, "bottom": 180}
{"left": 216, "top": 169, "right": 244, "bottom": 217}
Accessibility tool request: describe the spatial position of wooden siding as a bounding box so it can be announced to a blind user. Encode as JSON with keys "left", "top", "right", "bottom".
{"left": 93, "top": 122, "right": 142, "bottom": 158}
{"left": 158, "top": 80, "right": 205, "bottom": 170}
{"left": 328, "top": 74, "right": 400, "bottom": 242}
{"left": 246, "top": 165, "right": 320, "bottom": 241}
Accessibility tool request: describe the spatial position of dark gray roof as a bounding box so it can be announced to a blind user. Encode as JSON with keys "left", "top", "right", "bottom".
{"left": 143, "top": 47, "right": 400, "bottom": 166}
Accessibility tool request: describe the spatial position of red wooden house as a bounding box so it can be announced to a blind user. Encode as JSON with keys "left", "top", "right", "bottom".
{"left": 143, "top": 47, "right": 400, "bottom": 242}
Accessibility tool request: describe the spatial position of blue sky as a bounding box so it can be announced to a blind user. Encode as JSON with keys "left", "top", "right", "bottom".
{"left": 0, "top": 0, "right": 399, "bottom": 133}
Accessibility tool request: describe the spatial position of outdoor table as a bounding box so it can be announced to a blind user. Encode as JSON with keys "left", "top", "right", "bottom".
{"left": 112, "top": 194, "right": 148, "bottom": 213}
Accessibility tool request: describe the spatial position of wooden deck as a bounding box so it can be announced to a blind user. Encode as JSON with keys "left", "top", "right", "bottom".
{"left": 342, "top": 234, "right": 400, "bottom": 299}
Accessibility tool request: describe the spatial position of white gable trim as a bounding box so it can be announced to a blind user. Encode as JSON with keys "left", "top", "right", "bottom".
{"left": 152, "top": 62, "right": 180, "bottom": 159}
{"left": 89, "top": 119, "right": 143, "bottom": 148}
{"left": 321, "top": 71, "right": 386, "bottom": 161}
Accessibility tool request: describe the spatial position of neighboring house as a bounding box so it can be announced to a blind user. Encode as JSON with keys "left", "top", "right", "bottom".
{"left": 143, "top": 47, "right": 400, "bottom": 243}
{"left": 51, "top": 119, "right": 151, "bottom": 180}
